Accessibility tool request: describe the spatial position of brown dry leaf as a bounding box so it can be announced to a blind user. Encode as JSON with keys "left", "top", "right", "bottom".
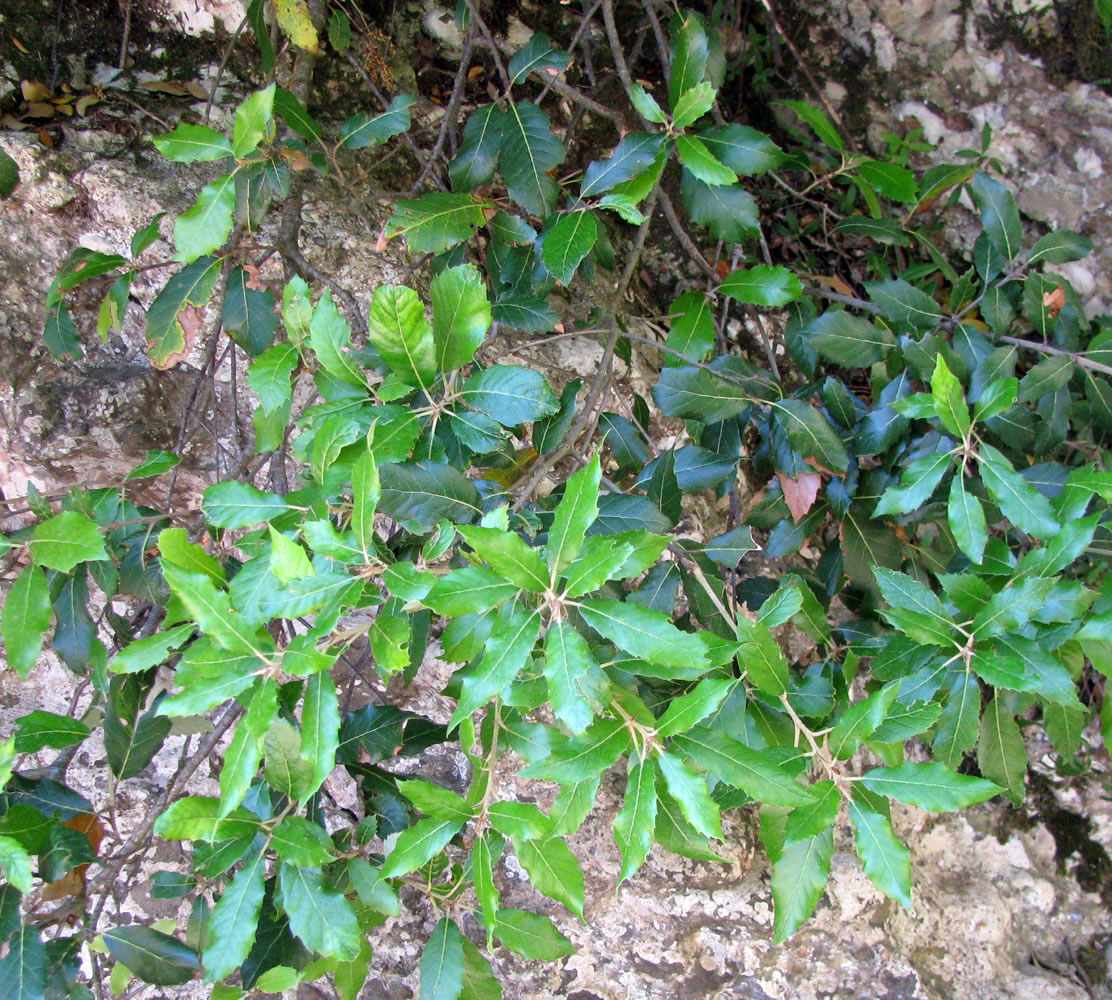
{"left": 279, "top": 146, "right": 312, "bottom": 171}
{"left": 21, "top": 79, "right": 51, "bottom": 102}
{"left": 174, "top": 304, "right": 206, "bottom": 362}
{"left": 1, "top": 113, "right": 31, "bottom": 130}
{"left": 468, "top": 65, "right": 486, "bottom": 83}
{"left": 1043, "top": 285, "right": 1066, "bottom": 318}
{"left": 26, "top": 102, "right": 55, "bottom": 119}
{"left": 776, "top": 470, "right": 822, "bottom": 523}
{"left": 36, "top": 129, "right": 54, "bottom": 147}
{"left": 715, "top": 259, "right": 729, "bottom": 280}
{"left": 242, "top": 262, "right": 266, "bottom": 291}
{"left": 813, "top": 274, "right": 856, "bottom": 298}
{"left": 40, "top": 869, "right": 85, "bottom": 902}
{"left": 186, "top": 81, "right": 209, "bottom": 100}
{"left": 141, "top": 80, "right": 191, "bottom": 96}
{"left": 12, "top": 36, "right": 29, "bottom": 54}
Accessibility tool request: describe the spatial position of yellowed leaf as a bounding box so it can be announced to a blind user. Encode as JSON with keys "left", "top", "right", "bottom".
{"left": 26, "top": 102, "right": 55, "bottom": 119}
{"left": 21, "top": 79, "right": 51, "bottom": 102}
{"left": 141, "top": 80, "right": 190, "bottom": 96}
{"left": 272, "top": 0, "right": 320, "bottom": 53}
{"left": 12, "top": 36, "right": 29, "bottom": 54}
{"left": 186, "top": 81, "right": 209, "bottom": 100}
{"left": 75, "top": 94, "right": 100, "bottom": 115}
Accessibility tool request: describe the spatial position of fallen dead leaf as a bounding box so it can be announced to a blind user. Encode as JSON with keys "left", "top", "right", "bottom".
{"left": 776, "top": 470, "right": 822, "bottom": 523}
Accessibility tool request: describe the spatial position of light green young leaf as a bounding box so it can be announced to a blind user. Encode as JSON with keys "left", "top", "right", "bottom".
{"left": 718, "top": 265, "right": 802, "bottom": 308}
{"left": 613, "top": 755, "right": 658, "bottom": 884}
{"left": 578, "top": 598, "right": 708, "bottom": 674}
{"left": 668, "top": 13, "right": 708, "bottom": 110}
{"left": 30, "top": 511, "right": 106, "bottom": 572}
{"left": 545, "top": 454, "right": 601, "bottom": 576}
{"left": 457, "top": 525, "right": 548, "bottom": 592}
{"left": 264, "top": 718, "right": 316, "bottom": 800}
{"left": 381, "top": 818, "right": 463, "bottom": 878}
{"left": 874, "top": 450, "right": 952, "bottom": 516}
{"left": 736, "top": 618, "right": 788, "bottom": 696}
{"left": 2, "top": 565, "right": 52, "bottom": 679}
{"left": 203, "top": 849, "right": 265, "bottom": 982}
{"left": 472, "top": 835, "right": 501, "bottom": 946}
{"left": 930, "top": 355, "right": 970, "bottom": 438}
{"left": 948, "top": 474, "right": 988, "bottom": 564}
{"left": 386, "top": 193, "right": 489, "bottom": 254}
{"left": 352, "top": 447, "right": 380, "bottom": 555}
{"left": 219, "top": 678, "right": 276, "bottom": 815}
{"left": 173, "top": 173, "right": 236, "bottom": 262}
{"left": 671, "top": 81, "right": 717, "bottom": 130}
{"left": 232, "top": 85, "right": 275, "bottom": 158}
{"left": 300, "top": 672, "right": 340, "bottom": 799}
{"left": 629, "top": 83, "right": 666, "bottom": 124}
{"left": 268, "top": 526, "right": 312, "bottom": 585}
{"left": 514, "top": 836, "right": 585, "bottom": 919}
{"left": 431, "top": 264, "right": 491, "bottom": 373}
{"left": 398, "top": 780, "right": 473, "bottom": 823}
{"left": 0, "top": 835, "right": 32, "bottom": 893}
{"left": 655, "top": 678, "right": 734, "bottom": 738}
{"left": 277, "top": 863, "right": 360, "bottom": 960}
{"left": 657, "top": 749, "right": 723, "bottom": 841}
{"left": 161, "top": 564, "right": 267, "bottom": 656}
{"left": 580, "top": 133, "right": 666, "bottom": 197}
{"left": 978, "top": 443, "right": 1059, "bottom": 538}
{"left": 458, "top": 937, "right": 501, "bottom": 1000}
{"left": 492, "top": 910, "right": 574, "bottom": 960}
{"left": 676, "top": 135, "right": 736, "bottom": 186}
{"left": 542, "top": 622, "right": 609, "bottom": 735}
{"left": 201, "top": 480, "right": 290, "bottom": 529}
{"left": 771, "top": 827, "right": 834, "bottom": 943}
{"left": 665, "top": 291, "right": 715, "bottom": 364}
{"left": 848, "top": 800, "right": 911, "bottom": 908}
{"left": 828, "top": 681, "right": 903, "bottom": 760}
{"left": 861, "top": 761, "right": 1001, "bottom": 812}
{"left": 309, "top": 288, "right": 368, "bottom": 389}
{"left": 778, "top": 99, "right": 844, "bottom": 150}
{"left": 154, "top": 123, "right": 233, "bottom": 162}
{"left": 368, "top": 285, "right": 436, "bottom": 390}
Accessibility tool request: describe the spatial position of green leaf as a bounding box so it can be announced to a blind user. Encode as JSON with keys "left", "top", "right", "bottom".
{"left": 613, "top": 755, "right": 658, "bottom": 883}
{"left": 499, "top": 102, "right": 565, "bottom": 215}
{"left": 657, "top": 750, "right": 723, "bottom": 840}
{"left": 652, "top": 363, "right": 753, "bottom": 423}
{"left": 300, "top": 672, "right": 339, "bottom": 798}
{"left": 665, "top": 291, "right": 715, "bottom": 364}
{"left": 560, "top": 537, "right": 634, "bottom": 598}
{"left": 0, "top": 149, "right": 20, "bottom": 199}
{"left": 546, "top": 454, "right": 601, "bottom": 576}
{"left": 43, "top": 304, "right": 81, "bottom": 359}
{"left": 676, "top": 135, "right": 736, "bottom": 186}
{"left": 173, "top": 173, "right": 236, "bottom": 261}
{"left": 784, "top": 781, "right": 839, "bottom": 843}
{"left": 1028, "top": 230, "right": 1093, "bottom": 265}
{"left": 154, "top": 797, "right": 259, "bottom": 842}
{"left": 771, "top": 827, "right": 834, "bottom": 944}
{"left": 578, "top": 598, "right": 708, "bottom": 673}
{"left": 379, "top": 461, "right": 482, "bottom": 526}
{"left": 386, "top": 193, "right": 488, "bottom": 254}
{"left": 948, "top": 474, "right": 988, "bottom": 564}
{"left": 848, "top": 800, "right": 911, "bottom": 908}
{"left": 203, "top": 849, "right": 265, "bottom": 982}
{"left": 276, "top": 863, "right": 360, "bottom": 960}
{"left": 30, "top": 511, "right": 106, "bottom": 572}
{"left": 735, "top": 619, "right": 789, "bottom": 696}
{"left": 13, "top": 711, "right": 89, "bottom": 753}
{"left": 778, "top": 99, "right": 843, "bottom": 150}
{"left": 930, "top": 354, "right": 970, "bottom": 438}
{"left": 1017, "top": 355, "right": 1073, "bottom": 403}
{"left": 431, "top": 264, "right": 491, "bottom": 373}
{"left": 773, "top": 399, "right": 849, "bottom": 474}
{"left": 456, "top": 525, "right": 547, "bottom": 591}
{"left": 103, "top": 926, "right": 200, "bottom": 986}
{"left": 580, "top": 133, "right": 666, "bottom": 198}
{"left": 508, "top": 33, "right": 571, "bottom": 84}
{"left": 273, "top": 86, "right": 322, "bottom": 142}
{"left": 698, "top": 124, "right": 781, "bottom": 176}
{"left": 656, "top": 678, "right": 733, "bottom": 738}
{"left": 0, "top": 836, "right": 32, "bottom": 894}
{"left": 398, "top": 781, "right": 473, "bottom": 823}
{"left": 104, "top": 675, "right": 172, "bottom": 779}
{"left": 719, "top": 266, "right": 802, "bottom": 307}
{"left": 0, "top": 925, "right": 46, "bottom": 999}
{"left": 460, "top": 365, "right": 558, "bottom": 426}
{"left": 419, "top": 918, "right": 464, "bottom": 1000}
{"left": 146, "top": 256, "right": 221, "bottom": 369}
{"left": 233, "top": 85, "right": 275, "bottom": 158}
{"left": 802, "top": 310, "right": 893, "bottom": 367}
{"left": 855, "top": 160, "right": 917, "bottom": 203}
{"left": 459, "top": 937, "right": 501, "bottom": 1000}
{"left": 977, "top": 696, "right": 1025, "bottom": 806}
{"left": 671, "top": 81, "right": 716, "bottom": 130}
{"left": 669, "top": 13, "right": 709, "bottom": 110}
{"left": 308, "top": 288, "right": 367, "bottom": 389}
{"left": 703, "top": 525, "right": 759, "bottom": 565}
{"left": 828, "top": 681, "right": 903, "bottom": 760}
{"left": 970, "top": 172, "right": 1022, "bottom": 260}
{"left": 220, "top": 679, "right": 275, "bottom": 815}
{"left": 450, "top": 105, "right": 503, "bottom": 191}
{"left": 162, "top": 564, "right": 266, "bottom": 656}
{"left": 866, "top": 278, "right": 942, "bottom": 329}
{"left": 202, "top": 481, "right": 291, "bottom": 529}
{"left": 978, "top": 443, "right": 1059, "bottom": 537}
{"left": 874, "top": 450, "right": 952, "bottom": 516}
{"left": 541, "top": 211, "right": 598, "bottom": 284}
{"left": 3, "top": 565, "right": 52, "bottom": 679}
{"left": 223, "top": 267, "right": 277, "bottom": 357}
{"left": 860, "top": 761, "right": 1001, "bottom": 812}
{"left": 450, "top": 603, "right": 542, "bottom": 726}
{"left": 514, "top": 836, "right": 585, "bottom": 918}
{"left": 154, "top": 123, "right": 234, "bottom": 162}
{"left": 381, "top": 817, "right": 463, "bottom": 878}
{"left": 492, "top": 910, "right": 574, "bottom": 960}
{"left": 542, "top": 622, "right": 609, "bottom": 735}
{"left": 671, "top": 727, "right": 814, "bottom": 807}
{"left": 680, "top": 172, "right": 760, "bottom": 242}
{"left": 423, "top": 567, "right": 518, "bottom": 617}
{"left": 971, "top": 577, "right": 1055, "bottom": 637}
{"left": 368, "top": 285, "right": 436, "bottom": 390}
{"left": 629, "top": 83, "right": 667, "bottom": 124}
{"left": 127, "top": 449, "right": 181, "bottom": 480}
{"left": 340, "top": 94, "right": 415, "bottom": 149}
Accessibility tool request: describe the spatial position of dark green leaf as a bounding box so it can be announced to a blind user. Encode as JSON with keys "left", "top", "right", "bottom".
{"left": 698, "top": 124, "right": 782, "bottom": 175}
{"left": 541, "top": 211, "right": 597, "bottom": 284}
{"left": 386, "top": 193, "right": 488, "bottom": 254}
{"left": 431, "top": 263, "right": 491, "bottom": 373}
{"left": 771, "top": 827, "right": 833, "bottom": 944}
{"left": 773, "top": 399, "right": 848, "bottom": 474}
{"left": 978, "top": 696, "right": 1025, "bottom": 806}
{"left": 340, "top": 95, "right": 415, "bottom": 149}
{"left": 0, "top": 149, "right": 20, "bottom": 199}
{"left": 146, "top": 257, "right": 222, "bottom": 369}
{"left": 669, "top": 13, "right": 709, "bottom": 110}
{"left": 581, "top": 133, "right": 666, "bottom": 198}
{"left": 419, "top": 918, "right": 464, "bottom": 1000}
{"left": 450, "top": 105, "right": 503, "bottom": 191}
{"left": 492, "top": 910, "right": 574, "bottom": 960}
{"left": 499, "top": 102, "right": 564, "bottom": 215}
{"left": 778, "top": 100, "right": 843, "bottom": 150}
{"left": 509, "top": 33, "right": 571, "bottom": 84}
{"left": 680, "top": 172, "right": 760, "bottom": 242}
{"left": 970, "top": 172, "right": 1022, "bottom": 260}
{"left": 861, "top": 761, "right": 1001, "bottom": 811}
{"left": 848, "top": 800, "right": 911, "bottom": 908}
{"left": 203, "top": 849, "right": 265, "bottom": 982}
{"left": 379, "top": 461, "right": 483, "bottom": 526}
{"left": 802, "top": 310, "right": 893, "bottom": 367}
{"left": 103, "top": 926, "right": 200, "bottom": 986}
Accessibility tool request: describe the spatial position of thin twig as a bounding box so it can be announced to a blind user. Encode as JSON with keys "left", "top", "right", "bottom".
{"left": 409, "top": 39, "right": 474, "bottom": 195}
